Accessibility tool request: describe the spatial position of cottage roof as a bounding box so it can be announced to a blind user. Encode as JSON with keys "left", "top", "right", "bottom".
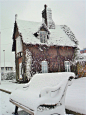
{"left": 16, "top": 19, "right": 77, "bottom": 47}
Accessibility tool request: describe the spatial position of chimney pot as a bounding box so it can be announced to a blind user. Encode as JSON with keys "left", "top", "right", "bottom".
{"left": 44, "top": 4, "right": 47, "bottom": 9}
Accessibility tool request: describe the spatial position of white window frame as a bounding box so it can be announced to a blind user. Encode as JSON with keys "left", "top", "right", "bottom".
{"left": 40, "top": 31, "right": 47, "bottom": 43}
{"left": 64, "top": 61, "right": 70, "bottom": 72}
{"left": 41, "top": 61, "right": 48, "bottom": 73}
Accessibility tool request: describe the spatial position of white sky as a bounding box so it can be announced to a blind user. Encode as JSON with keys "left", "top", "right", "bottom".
{"left": 0, "top": 0, "right": 86, "bottom": 67}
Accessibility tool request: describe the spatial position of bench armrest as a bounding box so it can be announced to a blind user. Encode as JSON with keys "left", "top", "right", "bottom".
{"left": 68, "top": 76, "right": 74, "bottom": 86}
{"left": 39, "top": 80, "right": 64, "bottom": 98}
{"left": 39, "top": 76, "right": 74, "bottom": 98}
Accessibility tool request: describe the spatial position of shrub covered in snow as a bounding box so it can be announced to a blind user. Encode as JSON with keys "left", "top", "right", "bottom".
{"left": 5, "top": 71, "right": 16, "bottom": 80}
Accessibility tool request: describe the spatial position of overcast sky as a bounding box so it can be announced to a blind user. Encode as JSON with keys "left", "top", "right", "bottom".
{"left": 0, "top": 0, "right": 86, "bottom": 67}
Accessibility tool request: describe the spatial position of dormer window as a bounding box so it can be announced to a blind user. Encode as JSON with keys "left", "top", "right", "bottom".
{"left": 40, "top": 31, "right": 47, "bottom": 43}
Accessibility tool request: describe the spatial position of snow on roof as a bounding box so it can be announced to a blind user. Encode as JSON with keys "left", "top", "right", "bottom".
{"left": 1, "top": 62, "right": 13, "bottom": 67}
{"left": 16, "top": 19, "right": 77, "bottom": 47}
{"left": 76, "top": 59, "right": 86, "bottom": 62}
{"left": 82, "top": 53, "right": 86, "bottom": 56}
{"left": 76, "top": 53, "right": 86, "bottom": 62}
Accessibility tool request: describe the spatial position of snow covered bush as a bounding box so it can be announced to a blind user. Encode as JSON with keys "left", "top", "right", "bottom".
{"left": 5, "top": 71, "right": 16, "bottom": 80}
{"left": 25, "top": 49, "right": 32, "bottom": 80}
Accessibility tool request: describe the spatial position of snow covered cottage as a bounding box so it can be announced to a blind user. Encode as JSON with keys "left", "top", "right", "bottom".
{"left": 12, "top": 5, "right": 78, "bottom": 82}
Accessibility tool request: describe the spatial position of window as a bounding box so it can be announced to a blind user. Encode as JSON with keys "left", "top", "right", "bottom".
{"left": 41, "top": 61, "right": 48, "bottom": 73}
{"left": 16, "top": 36, "right": 22, "bottom": 53}
{"left": 1, "top": 67, "right": 4, "bottom": 71}
{"left": 40, "top": 31, "right": 47, "bottom": 43}
{"left": 64, "top": 61, "right": 70, "bottom": 72}
{"left": 9, "top": 68, "right": 11, "bottom": 70}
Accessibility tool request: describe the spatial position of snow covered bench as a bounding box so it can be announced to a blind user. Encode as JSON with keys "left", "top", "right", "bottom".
{"left": 9, "top": 72, "right": 75, "bottom": 115}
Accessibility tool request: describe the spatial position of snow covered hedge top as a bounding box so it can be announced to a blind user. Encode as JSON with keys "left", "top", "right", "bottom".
{"left": 76, "top": 53, "right": 86, "bottom": 62}
{"left": 16, "top": 19, "right": 77, "bottom": 47}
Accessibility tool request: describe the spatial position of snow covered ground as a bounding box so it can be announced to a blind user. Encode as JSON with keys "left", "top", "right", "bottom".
{"left": 0, "top": 91, "right": 31, "bottom": 115}
{"left": 0, "top": 91, "right": 69, "bottom": 115}
{"left": 0, "top": 80, "right": 24, "bottom": 93}
{"left": 0, "top": 80, "right": 29, "bottom": 115}
{"left": 65, "top": 77, "right": 86, "bottom": 114}
{"left": 0, "top": 91, "right": 15, "bottom": 115}
{"left": 0, "top": 77, "right": 86, "bottom": 115}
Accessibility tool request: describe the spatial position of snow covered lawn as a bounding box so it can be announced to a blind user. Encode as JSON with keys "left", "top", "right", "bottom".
{"left": 65, "top": 77, "right": 86, "bottom": 114}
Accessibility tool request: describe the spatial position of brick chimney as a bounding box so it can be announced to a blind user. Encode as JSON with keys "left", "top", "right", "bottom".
{"left": 42, "top": 4, "right": 47, "bottom": 26}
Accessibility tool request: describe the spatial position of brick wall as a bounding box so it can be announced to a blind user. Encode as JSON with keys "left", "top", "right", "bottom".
{"left": 23, "top": 44, "right": 74, "bottom": 75}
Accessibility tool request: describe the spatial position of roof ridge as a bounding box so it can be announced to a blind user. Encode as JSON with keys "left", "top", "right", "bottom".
{"left": 15, "top": 20, "right": 77, "bottom": 47}
{"left": 17, "top": 19, "right": 41, "bottom": 23}
{"left": 17, "top": 19, "right": 68, "bottom": 27}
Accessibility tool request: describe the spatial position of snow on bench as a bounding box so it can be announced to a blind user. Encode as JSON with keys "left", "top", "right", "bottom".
{"left": 9, "top": 72, "right": 75, "bottom": 115}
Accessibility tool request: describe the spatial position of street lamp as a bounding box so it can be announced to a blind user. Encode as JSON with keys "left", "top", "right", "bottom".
{"left": 3, "top": 50, "right": 5, "bottom": 80}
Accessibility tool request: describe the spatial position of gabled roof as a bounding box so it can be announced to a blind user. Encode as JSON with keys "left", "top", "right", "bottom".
{"left": 16, "top": 19, "right": 78, "bottom": 47}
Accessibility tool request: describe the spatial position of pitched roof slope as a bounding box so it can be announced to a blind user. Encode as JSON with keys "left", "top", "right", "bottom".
{"left": 16, "top": 19, "right": 77, "bottom": 47}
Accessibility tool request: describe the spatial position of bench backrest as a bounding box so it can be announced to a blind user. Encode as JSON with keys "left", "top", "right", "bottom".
{"left": 29, "top": 72, "right": 75, "bottom": 91}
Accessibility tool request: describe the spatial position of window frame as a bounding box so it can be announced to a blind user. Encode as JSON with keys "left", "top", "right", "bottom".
{"left": 64, "top": 61, "right": 71, "bottom": 72}
{"left": 40, "top": 31, "right": 47, "bottom": 43}
{"left": 41, "top": 61, "right": 48, "bottom": 73}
